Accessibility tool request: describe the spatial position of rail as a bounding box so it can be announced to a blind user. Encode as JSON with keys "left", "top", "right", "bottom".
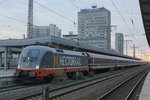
{"left": 15, "top": 67, "right": 145, "bottom": 100}
{"left": 97, "top": 68, "right": 149, "bottom": 100}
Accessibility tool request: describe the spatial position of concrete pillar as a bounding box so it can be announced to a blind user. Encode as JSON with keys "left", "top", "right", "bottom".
{"left": 4, "top": 48, "right": 7, "bottom": 71}
{"left": 75, "top": 71, "right": 79, "bottom": 80}
{"left": 42, "top": 86, "right": 49, "bottom": 100}
{"left": 0, "top": 53, "right": 2, "bottom": 67}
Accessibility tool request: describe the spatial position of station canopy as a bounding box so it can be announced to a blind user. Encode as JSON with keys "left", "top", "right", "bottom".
{"left": 0, "top": 36, "right": 139, "bottom": 60}
{"left": 139, "top": 0, "right": 150, "bottom": 46}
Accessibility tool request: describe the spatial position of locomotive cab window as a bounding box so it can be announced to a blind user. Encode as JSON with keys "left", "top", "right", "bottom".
{"left": 22, "top": 49, "right": 39, "bottom": 59}
{"left": 40, "top": 52, "right": 53, "bottom": 68}
{"left": 19, "top": 49, "right": 40, "bottom": 68}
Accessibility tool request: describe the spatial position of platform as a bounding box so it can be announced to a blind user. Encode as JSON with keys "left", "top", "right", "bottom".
{"left": 0, "top": 69, "right": 15, "bottom": 77}
{"left": 139, "top": 71, "right": 150, "bottom": 100}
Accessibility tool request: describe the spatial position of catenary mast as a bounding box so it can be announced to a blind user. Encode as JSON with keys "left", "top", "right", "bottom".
{"left": 27, "top": 0, "right": 33, "bottom": 38}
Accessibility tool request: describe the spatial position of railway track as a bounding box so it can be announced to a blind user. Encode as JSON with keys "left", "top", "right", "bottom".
{"left": 15, "top": 66, "right": 146, "bottom": 100}
{"left": 0, "top": 83, "right": 24, "bottom": 93}
{"left": 97, "top": 67, "right": 149, "bottom": 100}
{"left": 0, "top": 83, "right": 46, "bottom": 93}
{"left": 0, "top": 68, "right": 128, "bottom": 100}
{"left": 0, "top": 72, "right": 107, "bottom": 94}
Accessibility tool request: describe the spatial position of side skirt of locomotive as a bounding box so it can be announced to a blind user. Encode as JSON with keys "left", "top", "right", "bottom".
{"left": 15, "top": 67, "right": 89, "bottom": 83}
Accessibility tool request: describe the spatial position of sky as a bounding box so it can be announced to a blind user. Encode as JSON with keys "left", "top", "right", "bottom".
{"left": 0, "top": 0, "right": 149, "bottom": 60}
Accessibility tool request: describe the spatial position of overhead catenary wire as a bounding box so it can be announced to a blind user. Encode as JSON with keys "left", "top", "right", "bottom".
{"left": 16, "top": 0, "right": 55, "bottom": 25}
{"left": 0, "top": 0, "right": 146, "bottom": 48}
{"left": 0, "top": 13, "right": 26, "bottom": 24}
{"left": 110, "top": 0, "right": 132, "bottom": 34}
{"left": 120, "top": 0, "right": 146, "bottom": 47}
{"left": 15, "top": 0, "right": 77, "bottom": 30}
{"left": 121, "top": 0, "right": 144, "bottom": 35}
{"left": 46, "top": 0, "right": 71, "bottom": 17}
{"left": 46, "top": 0, "right": 77, "bottom": 22}
{"left": 110, "top": 1, "right": 141, "bottom": 42}
{"left": 55, "top": 0, "right": 77, "bottom": 16}
{"left": 67, "top": 0, "right": 80, "bottom": 10}
{"left": 34, "top": 1, "right": 76, "bottom": 24}
{"left": 110, "top": 0, "right": 148, "bottom": 56}
{"left": 0, "top": 0, "right": 27, "bottom": 26}
{"left": 121, "top": 0, "right": 135, "bottom": 27}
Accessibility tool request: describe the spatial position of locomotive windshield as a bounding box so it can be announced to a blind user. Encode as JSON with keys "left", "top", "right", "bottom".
{"left": 19, "top": 49, "right": 40, "bottom": 68}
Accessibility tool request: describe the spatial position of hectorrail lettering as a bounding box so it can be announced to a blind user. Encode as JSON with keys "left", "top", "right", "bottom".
{"left": 59, "top": 56, "right": 81, "bottom": 66}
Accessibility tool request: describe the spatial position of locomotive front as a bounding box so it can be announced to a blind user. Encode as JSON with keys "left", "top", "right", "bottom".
{"left": 14, "top": 46, "right": 45, "bottom": 82}
{"left": 15, "top": 46, "right": 89, "bottom": 82}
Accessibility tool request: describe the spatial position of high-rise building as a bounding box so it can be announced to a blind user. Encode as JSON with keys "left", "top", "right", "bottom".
{"left": 115, "top": 33, "right": 124, "bottom": 54}
{"left": 78, "top": 6, "right": 111, "bottom": 49}
{"left": 32, "top": 24, "right": 61, "bottom": 38}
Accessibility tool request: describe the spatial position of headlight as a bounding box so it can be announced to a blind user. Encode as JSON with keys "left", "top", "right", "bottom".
{"left": 29, "top": 72, "right": 36, "bottom": 77}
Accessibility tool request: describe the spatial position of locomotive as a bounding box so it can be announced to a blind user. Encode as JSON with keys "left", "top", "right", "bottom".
{"left": 15, "top": 46, "right": 142, "bottom": 82}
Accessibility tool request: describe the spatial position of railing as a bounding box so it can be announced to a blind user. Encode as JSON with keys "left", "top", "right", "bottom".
{"left": 0, "top": 76, "right": 15, "bottom": 87}
{"left": 0, "top": 67, "right": 17, "bottom": 70}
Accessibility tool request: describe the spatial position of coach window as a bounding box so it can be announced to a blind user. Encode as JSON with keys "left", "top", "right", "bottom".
{"left": 41, "top": 52, "right": 52, "bottom": 68}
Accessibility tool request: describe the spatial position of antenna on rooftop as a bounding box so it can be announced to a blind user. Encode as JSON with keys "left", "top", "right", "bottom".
{"left": 92, "top": 4, "right": 97, "bottom": 9}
